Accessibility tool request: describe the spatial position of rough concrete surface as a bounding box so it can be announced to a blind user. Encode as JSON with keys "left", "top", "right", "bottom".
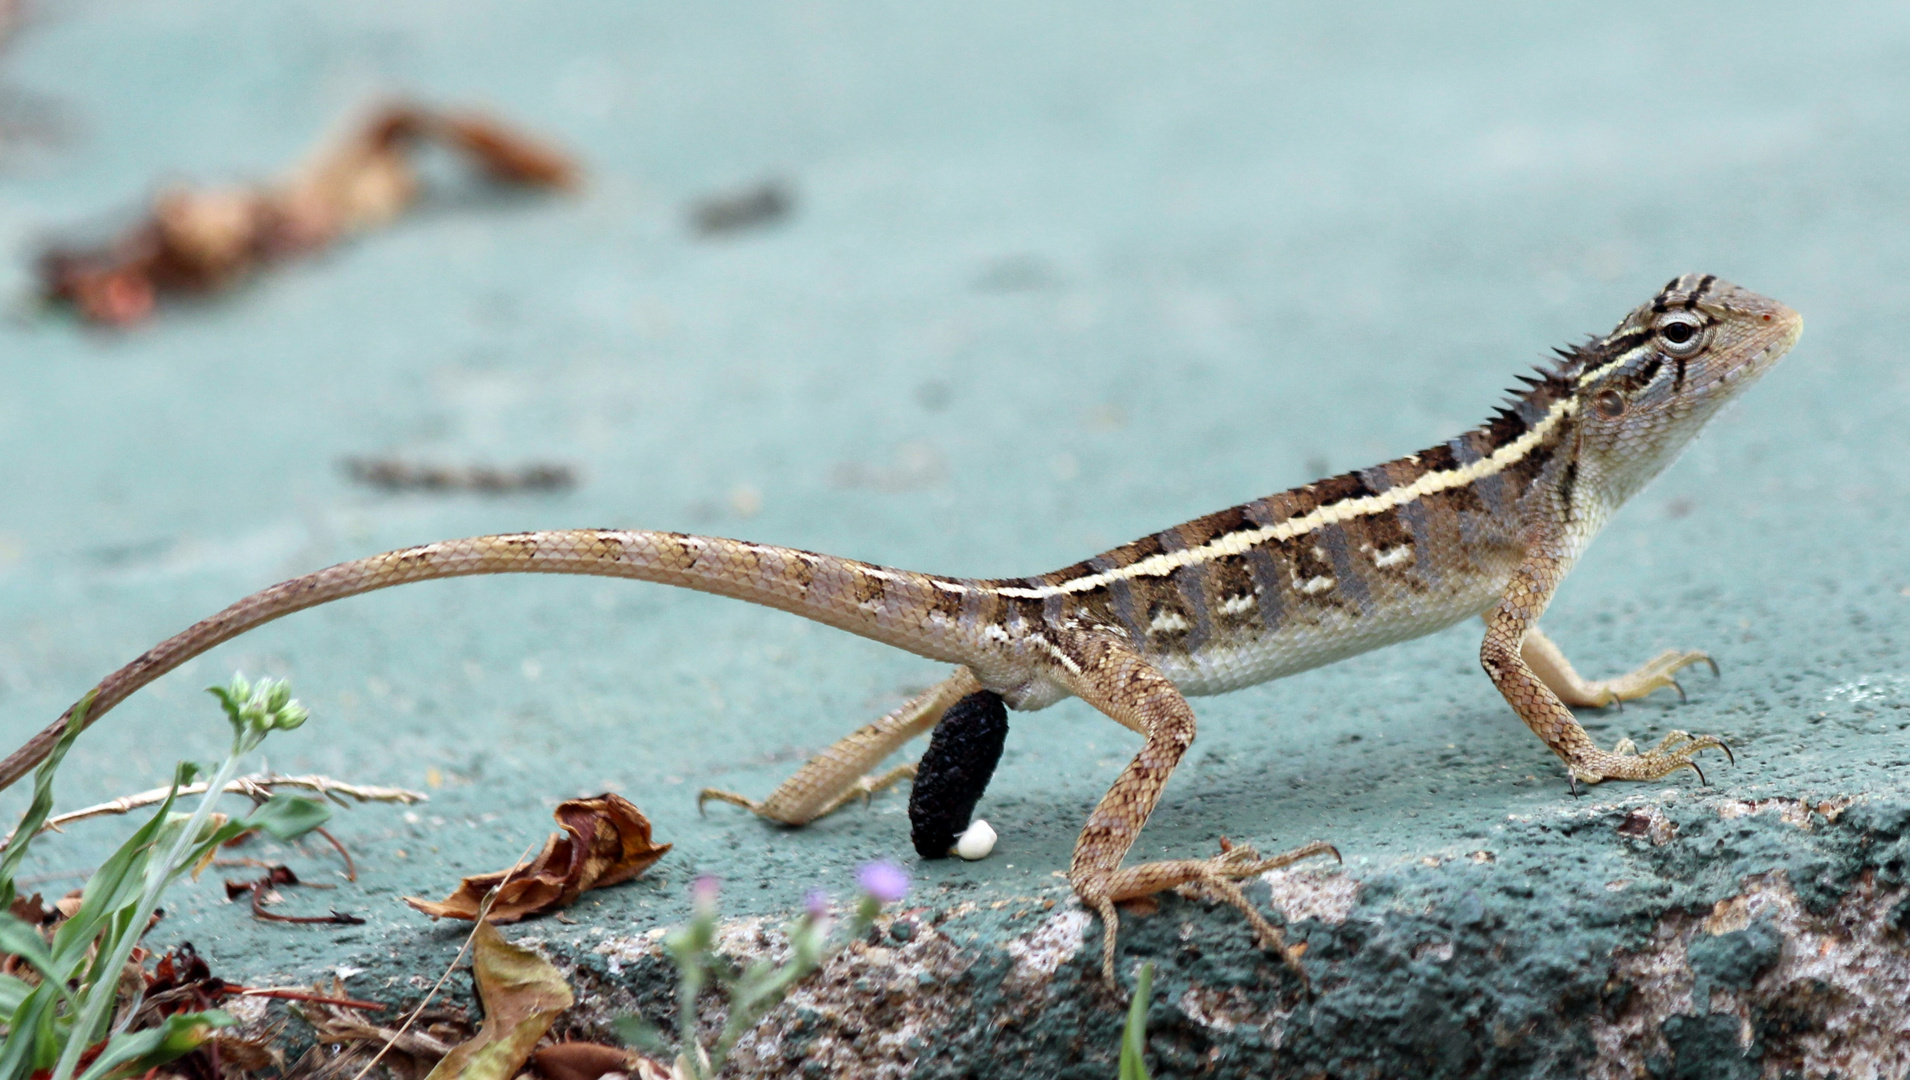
{"left": 3, "top": 3, "right": 1910, "bottom": 1077}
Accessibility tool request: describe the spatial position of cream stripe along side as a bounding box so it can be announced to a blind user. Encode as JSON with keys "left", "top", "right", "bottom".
{"left": 991, "top": 396, "right": 1580, "bottom": 602}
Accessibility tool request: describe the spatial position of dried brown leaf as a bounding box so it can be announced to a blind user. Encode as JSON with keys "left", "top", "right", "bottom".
{"left": 404, "top": 794, "right": 669, "bottom": 922}
{"left": 530, "top": 1040, "right": 639, "bottom": 1080}
{"left": 5, "top": 891, "right": 46, "bottom": 925}
{"left": 438, "top": 111, "right": 580, "bottom": 188}
{"left": 421, "top": 922, "right": 573, "bottom": 1080}
{"left": 39, "top": 101, "right": 578, "bottom": 326}
{"left": 211, "top": 1028, "right": 282, "bottom": 1072}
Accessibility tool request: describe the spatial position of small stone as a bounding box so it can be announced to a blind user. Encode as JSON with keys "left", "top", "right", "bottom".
{"left": 956, "top": 820, "right": 998, "bottom": 860}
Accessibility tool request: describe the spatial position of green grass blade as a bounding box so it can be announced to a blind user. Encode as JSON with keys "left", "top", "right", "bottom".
{"left": 0, "top": 973, "right": 30, "bottom": 1015}
{"left": 1118, "top": 962, "right": 1154, "bottom": 1080}
{"left": 0, "top": 692, "right": 96, "bottom": 910}
{"left": 0, "top": 915, "right": 78, "bottom": 1009}
{"left": 74, "top": 1009, "right": 233, "bottom": 1080}
{"left": 47, "top": 762, "right": 191, "bottom": 963}
{"left": 242, "top": 793, "right": 331, "bottom": 841}
{"left": 0, "top": 986, "right": 57, "bottom": 1080}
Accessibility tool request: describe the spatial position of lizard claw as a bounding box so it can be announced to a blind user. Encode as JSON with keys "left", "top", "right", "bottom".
{"left": 1585, "top": 649, "right": 1715, "bottom": 708}
{"left": 1573, "top": 728, "right": 1732, "bottom": 784}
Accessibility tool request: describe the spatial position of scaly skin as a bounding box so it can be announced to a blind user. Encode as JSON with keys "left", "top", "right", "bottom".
{"left": 0, "top": 274, "right": 1802, "bottom": 984}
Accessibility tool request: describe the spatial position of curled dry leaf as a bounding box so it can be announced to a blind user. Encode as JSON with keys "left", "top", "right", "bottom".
{"left": 6, "top": 891, "right": 48, "bottom": 925}
{"left": 421, "top": 923, "right": 574, "bottom": 1080}
{"left": 404, "top": 794, "right": 670, "bottom": 922}
{"left": 39, "top": 101, "right": 578, "bottom": 326}
{"left": 530, "top": 1040, "right": 641, "bottom": 1080}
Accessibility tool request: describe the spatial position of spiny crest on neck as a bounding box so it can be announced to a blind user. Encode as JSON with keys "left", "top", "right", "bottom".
{"left": 1473, "top": 278, "right": 1685, "bottom": 454}
{"left": 1474, "top": 349, "right": 1581, "bottom": 455}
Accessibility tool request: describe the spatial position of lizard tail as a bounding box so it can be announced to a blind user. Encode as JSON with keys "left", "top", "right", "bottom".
{"left": 0, "top": 529, "right": 980, "bottom": 792}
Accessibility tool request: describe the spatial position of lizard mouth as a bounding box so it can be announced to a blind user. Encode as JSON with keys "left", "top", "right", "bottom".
{"left": 1703, "top": 304, "right": 1802, "bottom": 394}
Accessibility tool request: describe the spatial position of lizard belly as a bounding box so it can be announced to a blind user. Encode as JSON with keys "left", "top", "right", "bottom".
{"left": 1150, "top": 569, "right": 1513, "bottom": 698}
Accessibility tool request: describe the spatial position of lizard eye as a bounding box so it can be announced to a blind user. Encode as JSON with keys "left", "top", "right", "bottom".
{"left": 1593, "top": 388, "right": 1628, "bottom": 419}
{"left": 1656, "top": 314, "right": 1706, "bottom": 357}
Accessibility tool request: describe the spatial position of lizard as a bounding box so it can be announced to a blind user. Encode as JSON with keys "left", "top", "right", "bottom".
{"left": 0, "top": 273, "right": 1802, "bottom": 984}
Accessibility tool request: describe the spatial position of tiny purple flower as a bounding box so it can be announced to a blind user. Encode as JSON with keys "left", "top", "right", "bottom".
{"left": 804, "top": 888, "right": 831, "bottom": 920}
{"left": 856, "top": 860, "right": 909, "bottom": 904}
{"left": 692, "top": 874, "right": 721, "bottom": 908}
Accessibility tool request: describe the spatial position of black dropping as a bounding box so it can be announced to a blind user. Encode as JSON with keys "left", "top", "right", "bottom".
{"left": 908, "top": 690, "right": 1008, "bottom": 859}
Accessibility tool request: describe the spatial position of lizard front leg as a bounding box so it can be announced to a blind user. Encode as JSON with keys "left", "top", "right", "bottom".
{"left": 1054, "top": 631, "right": 1336, "bottom": 985}
{"left": 1482, "top": 549, "right": 1730, "bottom": 785}
{"left": 1520, "top": 625, "right": 1717, "bottom": 709}
{"left": 699, "top": 667, "right": 981, "bottom": 825}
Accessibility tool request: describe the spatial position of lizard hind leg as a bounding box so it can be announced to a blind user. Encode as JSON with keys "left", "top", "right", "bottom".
{"left": 1520, "top": 626, "right": 1717, "bottom": 709}
{"left": 1053, "top": 632, "right": 1338, "bottom": 985}
{"left": 697, "top": 667, "right": 981, "bottom": 826}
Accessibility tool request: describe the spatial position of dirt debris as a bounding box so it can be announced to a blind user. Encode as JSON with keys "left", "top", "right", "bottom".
{"left": 1260, "top": 866, "right": 1360, "bottom": 926}
{"left": 1716, "top": 796, "right": 1855, "bottom": 831}
{"left": 1589, "top": 870, "right": 1910, "bottom": 1080}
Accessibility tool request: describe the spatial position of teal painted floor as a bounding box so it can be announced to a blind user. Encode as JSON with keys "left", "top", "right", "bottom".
{"left": 2, "top": 4, "right": 1908, "bottom": 1075}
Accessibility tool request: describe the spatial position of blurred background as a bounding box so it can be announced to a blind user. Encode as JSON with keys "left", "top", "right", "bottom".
{"left": 0, "top": 0, "right": 1904, "bottom": 968}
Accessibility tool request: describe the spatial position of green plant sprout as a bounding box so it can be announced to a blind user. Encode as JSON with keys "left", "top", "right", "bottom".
{"left": 0, "top": 676, "right": 330, "bottom": 1080}
{"left": 618, "top": 861, "right": 911, "bottom": 1080}
{"left": 1118, "top": 961, "right": 1156, "bottom": 1080}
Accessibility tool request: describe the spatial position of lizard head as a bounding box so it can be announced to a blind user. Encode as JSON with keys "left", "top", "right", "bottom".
{"left": 1563, "top": 274, "right": 1802, "bottom": 507}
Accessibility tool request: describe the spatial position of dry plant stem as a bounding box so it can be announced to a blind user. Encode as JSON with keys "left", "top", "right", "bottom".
{"left": 244, "top": 878, "right": 364, "bottom": 925}
{"left": 3, "top": 773, "right": 426, "bottom": 848}
{"left": 347, "top": 840, "right": 538, "bottom": 1080}
{"left": 315, "top": 826, "right": 357, "bottom": 882}
{"left": 237, "top": 987, "right": 386, "bottom": 1011}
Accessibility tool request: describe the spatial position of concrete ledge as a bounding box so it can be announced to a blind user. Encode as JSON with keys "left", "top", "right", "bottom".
{"left": 515, "top": 791, "right": 1909, "bottom": 1079}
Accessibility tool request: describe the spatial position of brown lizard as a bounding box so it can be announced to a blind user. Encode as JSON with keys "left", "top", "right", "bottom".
{"left": 0, "top": 274, "right": 1802, "bottom": 983}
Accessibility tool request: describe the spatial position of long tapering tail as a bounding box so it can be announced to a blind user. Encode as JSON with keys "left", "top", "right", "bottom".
{"left": 0, "top": 529, "right": 979, "bottom": 792}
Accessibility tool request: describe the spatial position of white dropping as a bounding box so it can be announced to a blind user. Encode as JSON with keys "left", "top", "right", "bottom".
{"left": 955, "top": 819, "right": 998, "bottom": 860}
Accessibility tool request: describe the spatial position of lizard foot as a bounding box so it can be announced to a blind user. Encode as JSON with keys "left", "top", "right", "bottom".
{"left": 1583, "top": 649, "right": 1719, "bottom": 709}
{"left": 697, "top": 762, "right": 917, "bottom": 825}
{"left": 695, "top": 787, "right": 768, "bottom": 816}
{"left": 808, "top": 762, "right": 918, "bottom": 817}
{"left": 1572, "top": 729, "right": 1733, "bottom": 785}
{"left": 1077, "top": 838, "right": 1339, "bottom": 986}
